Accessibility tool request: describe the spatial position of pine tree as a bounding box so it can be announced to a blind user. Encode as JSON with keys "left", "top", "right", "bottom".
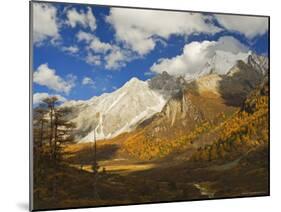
{"left": 42, "top": 96, "right": 58, "bottom": 159}
{"left": 33, "top": 106, "right": 48, "bottom": 200}
{"left": 52, "top": 106, "right": 76, "bottom": 165}
{"left": 34, "top": 97, "right": 76, "bottom": 200}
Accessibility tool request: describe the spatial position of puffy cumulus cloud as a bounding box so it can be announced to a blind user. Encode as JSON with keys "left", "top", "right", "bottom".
{"left": 89, "top": 37, "right": 112, "bottom": 54}
{"left": 33, "top": 3, "right": 60, "bottom": 44}
{"left": 106, "top": 8, "right": 221, "bottom": 55}
{"left": 34, "top": 64, "right": 76, "bottom": 94}
{"left": 62, "top": 45, "right": 79, "bottom": 54}
{"left": 150, "top": 36, "right": 249, "bottom": 78}
{"left": 215, "top": 15, "right": 268, "bottom": 39}
{"left": 33, "top": 92, "right": 66, "bottom": 105}
{"left": 76, "top": 31, "right": 133, "bottom": 70}
{"left": 77, "top": 31, "right": 112, "bottom": 53}
{"left": 82, "top": 77, "right": 95, "bottom": 86}
{"left": 66, "top": 7, "right": 96, "bottom": 31}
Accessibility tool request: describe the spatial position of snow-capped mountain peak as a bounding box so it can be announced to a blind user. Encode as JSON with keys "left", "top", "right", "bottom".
{"left": 184, "top": 51, "right": 267, "bottom": 81}
{"left": 199, "top": 50, "right": 250, "bottom": 76}
{"left": 63, "top": 77, "right": 166, "bottom": 142}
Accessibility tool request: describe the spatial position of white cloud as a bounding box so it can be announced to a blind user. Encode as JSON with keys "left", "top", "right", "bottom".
{"left": 66, "top": 7, "right": 96, "bottom": 31}
{"left": 62, "top": 45, "right": 79, "bottom": 54}
{"left": 33, "top": 3, "right": 60, "bottom": 44}
{"left": 33, "top": 92, "right": 66, "bottom": 105}
{"left": 151, "top": 36, "right": 249, "bottom": 78}
{"left": 76, "top": 31, "right": 132, "bottom": 69}
{"left": 106, "top": 8, "right": 221, "bottom": 55}
{"left": 89, "top": 37, "right": 112, "bottom": 54}
{"left": 34, "top": 63, "right": 76, "bottom": 94}
{"left": 77, "top": 31, "right": 112, "bottom": 53}
{"left": 85, "top": 53, "right": 101, "bottom": 65}
{"left": 104, "top": 47, "right": 133, "bottom": 70}
{"left": 82, "top": 77, "right": 95, "bottom": 86}
{"left": 76, "top": 30, "right": 94, "bottom": 42}
{"left": 215, "top": 15, "right": 268, "bottom": 38}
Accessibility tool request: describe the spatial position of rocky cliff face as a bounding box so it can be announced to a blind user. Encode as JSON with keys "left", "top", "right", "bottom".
{"left": 148, "top": 71, "right": 186, "bottom": 99}
{"left": 247, "top": 53, "right": 268, "bottom": 75}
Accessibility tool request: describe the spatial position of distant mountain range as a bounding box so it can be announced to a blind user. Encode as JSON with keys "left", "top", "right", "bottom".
{"left": 62, "top": 52, "right": 268, "bottom": 142}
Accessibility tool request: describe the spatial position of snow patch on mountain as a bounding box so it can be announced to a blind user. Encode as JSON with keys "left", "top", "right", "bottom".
{"left": 62, "top": 77, "right": 166, "bottom": 142}
{"left": 202, "top": 51, "right": 250, "bottom": 75}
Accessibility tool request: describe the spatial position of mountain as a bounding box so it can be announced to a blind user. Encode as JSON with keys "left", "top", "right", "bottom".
{"left": 185, "top": 52, "right": 268, "bottom": 81}
{"left": 148, "top": 71, "right": 186, "bottom": 99}
{"left": 122, "top": 79, "right": 238, "bottom": 160}
{"left": 187, "top": 52, "right": 268, "bottom": 106}
{"left": 200, "top": 51, "right": 250, "bottom": 76}
{"left": 247, "top": 53, "right": 269, "bottom": 75}
{"left": 190, "top": 77, "right": 269, "bottom": 162}
{"left": 121, "top": 55, "right": 268, "bottom": 160}
{"left": 62, "top": 52, "right": 268, "bottom": 145}
{"left": 63, "top": 77, "right": 166, "bottom": 142}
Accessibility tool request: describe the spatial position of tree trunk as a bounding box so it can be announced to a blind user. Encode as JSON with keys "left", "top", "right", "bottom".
{"left": 49, "top": 105, "right": 54, "bottom": 160}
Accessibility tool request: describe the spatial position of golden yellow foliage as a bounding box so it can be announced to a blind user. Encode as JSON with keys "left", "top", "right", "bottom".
{"left": 191, "top": 82, "right": 269, "bottom": 162}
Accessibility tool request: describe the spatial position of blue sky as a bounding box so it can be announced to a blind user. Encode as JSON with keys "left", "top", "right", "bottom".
{"left": 32, "top": 2, "right": 269, "bottom": 103}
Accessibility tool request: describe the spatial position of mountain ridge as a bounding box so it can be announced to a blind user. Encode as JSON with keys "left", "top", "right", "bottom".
{"left": 61, "top": 52, "right": 268, "bottom": 143}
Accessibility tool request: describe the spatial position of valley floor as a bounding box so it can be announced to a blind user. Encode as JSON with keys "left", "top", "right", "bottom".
{"left": 33, "top": 140, "right": 269, "bottom": 210}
